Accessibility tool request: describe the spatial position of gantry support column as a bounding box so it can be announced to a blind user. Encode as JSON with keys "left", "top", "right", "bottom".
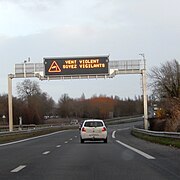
{"left": 8, "top": 74, "right": 14, "bottom": 132}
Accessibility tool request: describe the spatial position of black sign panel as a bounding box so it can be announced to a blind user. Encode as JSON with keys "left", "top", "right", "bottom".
{"left": 44, "top": 56, "right": 109, "bottom": 76}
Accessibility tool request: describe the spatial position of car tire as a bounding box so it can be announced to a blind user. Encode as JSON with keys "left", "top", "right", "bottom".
{"left": 104, "top": 138, "right": 107, "bottom": 143}
{"left": 80, "top": 138, "right": 84, "bottom": 144}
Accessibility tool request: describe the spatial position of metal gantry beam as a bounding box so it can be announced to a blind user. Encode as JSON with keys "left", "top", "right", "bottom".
{"left": 14, "top": 59, "right": 144, "bottom": 79}
{"left": 8, "top": 58, "right": 148, "bottom": 131}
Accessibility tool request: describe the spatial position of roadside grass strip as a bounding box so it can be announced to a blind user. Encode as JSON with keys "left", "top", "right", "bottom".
{"left": 132, "top": 131, "right": 180, "bottom": 148}
{"left": 0, "top": 131, "right": 67, "bottom": 147}
{"left": 0, "top": 126, "right": 78, "bottom": 145}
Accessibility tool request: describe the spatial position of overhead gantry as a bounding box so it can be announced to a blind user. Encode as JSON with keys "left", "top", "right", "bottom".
{"left": 8, "top": 55, "right": 148, "bottom": 131}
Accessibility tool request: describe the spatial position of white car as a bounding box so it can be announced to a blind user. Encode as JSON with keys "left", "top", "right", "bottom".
{"left": 80, "top": 119, "right": 107, "bottom": 143}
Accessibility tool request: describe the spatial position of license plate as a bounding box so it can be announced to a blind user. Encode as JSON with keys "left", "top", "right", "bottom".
{"left": 89, "top": 134, "right": 99, "bottom": 136}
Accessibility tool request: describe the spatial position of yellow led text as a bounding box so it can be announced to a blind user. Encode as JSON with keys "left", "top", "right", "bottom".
{"left": 62, "top": 59, "right": 106, "bottom": 70}
{"left": 79, "top": 59, "right": 105, "bottom": 69}
{"left": 63, "top": 60, "right": 77, "bottom": 69}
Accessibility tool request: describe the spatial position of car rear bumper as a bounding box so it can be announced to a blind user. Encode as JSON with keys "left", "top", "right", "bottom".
{"left": 81, "top": 132, "right": 107, "bottom": 140}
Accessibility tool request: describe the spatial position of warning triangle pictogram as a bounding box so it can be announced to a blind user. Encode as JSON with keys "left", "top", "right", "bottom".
{"left": 48, "top": 61, "right": 61, "bottom": 73}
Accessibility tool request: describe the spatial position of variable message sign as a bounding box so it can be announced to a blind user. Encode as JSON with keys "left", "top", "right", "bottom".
{"left": 44, "top": 56, "right": 109, "bottom": 76}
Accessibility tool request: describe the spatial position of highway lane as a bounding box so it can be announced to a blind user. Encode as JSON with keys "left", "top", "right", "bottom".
{"left": 111, "top": 122, "right": 180, "bottom": 179}
{"left": 0, "top": 122, "right": 179, "bottom": 180}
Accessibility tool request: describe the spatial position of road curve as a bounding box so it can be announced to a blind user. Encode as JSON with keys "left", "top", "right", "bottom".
{"left": 0, "top": 122, "right": 179, "bottom": 180}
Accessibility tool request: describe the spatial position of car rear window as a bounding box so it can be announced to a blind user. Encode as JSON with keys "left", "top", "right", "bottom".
{"left": 84, "top": 121, "right": 103, "bottom": 127}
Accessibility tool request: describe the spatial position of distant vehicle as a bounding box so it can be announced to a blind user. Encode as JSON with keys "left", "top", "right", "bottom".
{"left": 80, "top": 119, "right": 107, "bottom": 143}
{"left": 70, "top": 119, "right": 79, "bottom": 125}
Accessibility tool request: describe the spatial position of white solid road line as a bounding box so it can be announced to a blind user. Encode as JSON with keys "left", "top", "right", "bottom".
{"left": 112, "top": 128, "right": 130, "bottom": 139}
{"left": 56, "top": 145, "right": 61, "bottom": 148}
{"left": 42, "top": 151, "right": 50, "bottom": 155}
{"left": 11, "top": 165, "right": 26, "bottom": 173}
{"left": 116, "top": 140, "right": 155, "bottom": 160}
{"left": 0, "top": 130, "right": 67, "bottom": 147}
{"left": 112, "top": 131, "right": 116, "bottom": 139}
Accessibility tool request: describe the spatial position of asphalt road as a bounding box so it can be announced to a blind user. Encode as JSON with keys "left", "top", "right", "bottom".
{"left": 0, "top": 121, "right": 180, "bottom": 180}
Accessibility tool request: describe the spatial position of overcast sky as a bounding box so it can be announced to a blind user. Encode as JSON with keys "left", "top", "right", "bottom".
{"left": 0, "top": 0, "right": 180, "bottom": 101}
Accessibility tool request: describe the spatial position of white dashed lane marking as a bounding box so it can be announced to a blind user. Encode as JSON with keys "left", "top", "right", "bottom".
{"left": 11, "top": 165, "right": 26, "bottom": 173}
{"left": 42, "top": 151, "right": 50, "bottom": 155}
{"left": 56, "top": 145, "right": 61, "bottom": 148}
{"left": 65, "top": 141, "right": 68, "bottom": 144}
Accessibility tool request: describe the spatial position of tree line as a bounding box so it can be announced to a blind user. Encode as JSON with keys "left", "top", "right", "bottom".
{"left": 57, "top": 94, "right": 143, "bottom": 120}
{"left": 0, "top": 79, "right": 143, "bottom": 125}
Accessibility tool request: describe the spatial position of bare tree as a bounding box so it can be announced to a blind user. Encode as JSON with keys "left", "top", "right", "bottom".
{"left": 16, "top": 79, "right": 55, "bottom": 124}
{"left": 149, "top": 59, "right": 180, "bottom": 99}
{"left": 149, "top": 59, "right": 180, "bottom": 131}
{"left": 58, "top": 94, "right": 73, "bottom": 118}
{"left": 16, "top": 79, "right": 41, "bottom": 101}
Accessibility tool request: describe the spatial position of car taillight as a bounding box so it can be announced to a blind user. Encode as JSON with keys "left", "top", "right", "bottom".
{"left": 102, "top": 127, "right": 107, "bottom": 132}
{"left": 82, "top": 127, "right": 86, "bottom": 132}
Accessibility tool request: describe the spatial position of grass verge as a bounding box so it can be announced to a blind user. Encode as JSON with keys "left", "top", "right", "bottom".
{"left": 131, "top": 130, "right": 180, "bottom": 148}
{"left": 0, "top": 126, "right": 78, "bottom": 144}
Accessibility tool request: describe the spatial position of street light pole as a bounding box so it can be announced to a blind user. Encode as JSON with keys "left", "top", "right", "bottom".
{"left": 139, "top": 54, "right": 149, "bottom": 130}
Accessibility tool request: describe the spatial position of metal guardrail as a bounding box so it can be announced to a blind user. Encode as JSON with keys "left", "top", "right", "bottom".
{"left": 0, "top": 125, "right": 78, "bottom": 137}
{"left": 0, "top": 124, "right": 78, "bottom": 137}
{"left": 109, "top": 60, "right": 142, "bottom": 70}
{"left": 0, "top": 124, "right": 51, "bottom": 133}
{"left": 133, "top": 127, "right": 180, "bottom": 139}
{"left": 105, "top": 115, "right": 143, "bottom": 122}
{"left": 105, "top": 116, "right": 143, "bottom": 125}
